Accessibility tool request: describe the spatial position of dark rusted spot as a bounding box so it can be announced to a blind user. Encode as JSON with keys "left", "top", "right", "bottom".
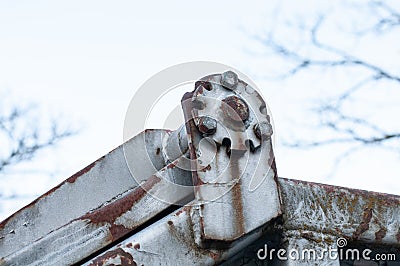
{"left": 144, "top": 128, "right": 172, "bottom": 134}
{"left": 67, "top": 159, "right": 99, "bottom": 183}
{"left": 174, "top": 206, "right": 189, "bottom": 216}
{"left": 208, "top": 251, "right": 221, "bottom": 261}
{"left": 167, "top": 220, "right": 173, "bottom": 226}
{"left": 156, "top": 148, "right": 161, "bottom": 155}
{"left": 89, "top": 248, "right": 136, "bottom": 266}
{"left": 109, "top": 224, "right": 132, "bottom": 242}
{"left": 200, "top": 165, "right": 212, "bottom": 172}
{"left": 126, "top": 243, "right": 133, "bottom": 248}
{"left": 396, "top": 231, "right": 400, "bottom": 242}
{"left": 195, "top": 81, "right": 213, "bottom": 91}
{"left": 353, "top": 208, "right": 373, "bottom": 239}
{"left": 166, "top": 160, "right": 178, "bottom": 169}
{"left": 133, "top": 243, "right": 140, "bottom": 250}
{"left": 300, "top": 232, "right": 317, "bottom": 242}
{"left": 222, "top": 95, "right": 249, "bottom": 122}
{"left": 375, "top": 228, "right": 387, "bottom": 242}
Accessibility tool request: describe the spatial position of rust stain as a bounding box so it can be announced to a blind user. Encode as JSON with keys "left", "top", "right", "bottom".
{"left": 133, "top": 243, "right": 140, "bottom": 250}
{"left": 174, "top": 206, "right": 189, "bottom": 216}
{"left": 208, "top": 251, "right": 221, "bottom": 261}
{"left": 268, "top": 143, "right": 278, "bottom": 180}
{"left": 81, "top": 175, "right": 161, "bottom": 224}
{"left": 109, "top": 225, "right": 132, "bottom": 242}
{"left": 281, "top": 177, "right": 400, "bottom": 207}
{"left": 126, "top": 243, "right": 133, "bottom": 248}
{"left": 396, "top": 231, "right": 400, "bottom": 242}
{"left": 230, "top": 151, "right": 245, "bottom": 237}
{"left": 198, "top": 208, "right": 207, "bottom": 241}
{"left": 200, "top": 165, "right": 211, "bottom": 172}
{"left": 156, "top": 148, "right": 161, "bottom": 155}
{"left": 375, "top": 228, "right": 387, "bottom": 242}
{"left": 144, "top": 128, "right": 172, "bottom": 134}
{"left": 67, "top": 159, "right": 99, "bottom": 184}
{"left": 79, "top": 175, "right": 161, "bottom": 241}
{"left": 89, "top": 248, "right": 136, "bottom": 266}
{"left": 167, "top": 209, "right": 222, "bottom": 262}
{"left": 352, "top": 208, "right": 373, "bottom": 239}
{"left": 181, "top": 91, "right": 205, "bottom": 187}
{"left": 175, "top": 209, "right": 185, "bottom": 216}
{"left": 195, "top": 80, "right": 213, "bottom": 92}
{"left": 166, "top": 160, "right": 178, "bottom": 169}
{"left": 300, "top": 232, "right": 315, "bottom": 242}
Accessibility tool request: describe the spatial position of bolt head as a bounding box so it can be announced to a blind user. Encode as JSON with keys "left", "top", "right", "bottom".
{"left": 221, "top": 71, "right": 238, "bottom": 90}
{"left": 198, "top": 116, "right": 217, "bottom": 135}
{"left": 222, "top": 95, "right": 249, "bottom": 122}
{"left": 254, "top": 122, "right": 273, "bottom": 140}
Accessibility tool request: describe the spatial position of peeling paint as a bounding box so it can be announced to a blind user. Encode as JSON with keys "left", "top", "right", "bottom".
{"left": 89, "top": 248, "right": 136, "bottom": 266}
{"left": 279, "top": 178, "right": 400, "bottom": 246}
{"left": 375, "top": 228, "right": 387, "bottom": 242}
{"left": 353, "top": 208, "right": 373, "bottom": 239}
{"left": 80, "top": 175, "right": 161, "bottom": 226}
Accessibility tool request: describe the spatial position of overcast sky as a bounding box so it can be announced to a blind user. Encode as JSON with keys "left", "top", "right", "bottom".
{"left": 0, "top": 0, "right": 399, "bottom": 220}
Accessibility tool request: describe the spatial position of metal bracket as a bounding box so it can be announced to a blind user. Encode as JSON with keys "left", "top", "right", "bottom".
{"left": 180, "top": 71, "right": 282, "bottom": 247}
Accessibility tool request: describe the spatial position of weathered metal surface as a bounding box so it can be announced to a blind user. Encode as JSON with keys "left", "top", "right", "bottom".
{"left": 1, "top": 158, "right": 193, "bottom": 265}
{"left": 183, "top": 71, "right": 281, "bottom": 246}
{"left": 162, "top": 124, "right": 189, "bottom": 164}
{"left": 0, "top": 129, "right": 185, "bottom": 262}
{"left": 279, "top": 178, "right": 400, "bottom": 247}
{"left": 83, "top": 204, "right": 274, "bottom": 266}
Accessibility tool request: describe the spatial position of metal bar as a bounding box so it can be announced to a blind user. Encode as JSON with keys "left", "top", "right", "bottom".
{"left": 0, "top": 159, "right": 193, "bottom": 266}
{"left": 82, "top": 204, "right": 274, "bottom": 266}
{"left": 279, "top": 178, "right": 400, "bottom": 247}
{"left": 0, "top": 129, "right": 186, "bottom": 261}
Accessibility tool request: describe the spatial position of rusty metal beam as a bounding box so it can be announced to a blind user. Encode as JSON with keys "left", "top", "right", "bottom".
{"left": 279, "top": 178, "right": 400, "bottom": 247}
{"left": 82, "top": 205, "right": 275, "bottom": 266}
{"left": 0, "top": 160, "right": 193, "bottom": 265}
{"left": 0, "top": 129, "right": 188, "bottom": 263}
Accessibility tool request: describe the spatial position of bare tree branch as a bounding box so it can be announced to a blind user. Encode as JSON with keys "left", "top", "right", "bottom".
{"left": 256, "top": 0, "right": 400, "bottom": 151}
{"left": 358, "top": 1, "right": 400, "bottom": 34}
{"left": 0, "top": 105, "right": 75, "bottom": 173}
